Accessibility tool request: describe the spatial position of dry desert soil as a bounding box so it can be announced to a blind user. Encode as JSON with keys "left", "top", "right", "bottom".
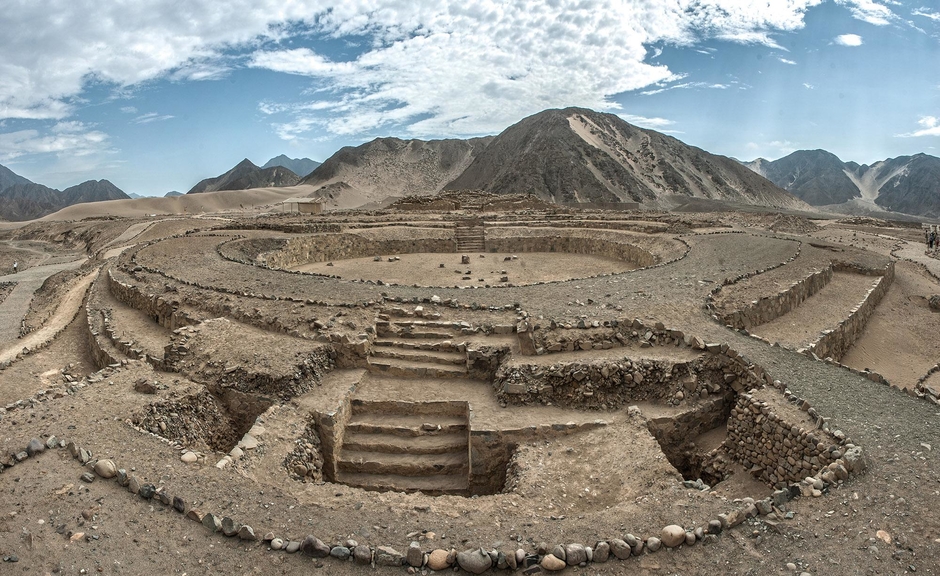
{"left": 0, "top": 197, "right": 938, "bottom": 576}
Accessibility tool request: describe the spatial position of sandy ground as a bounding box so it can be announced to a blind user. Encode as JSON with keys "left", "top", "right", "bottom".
{"left": 750, "top": 272, "right": 882, "bottom": 349}
{"left": 2, "top": 212, "right": 940, "bottom": 576}
{"left": 294, "top": 252, "right": 636, "bottom": 287}
{"left": 840, "top": 261, "right": 940, "bottom": 388}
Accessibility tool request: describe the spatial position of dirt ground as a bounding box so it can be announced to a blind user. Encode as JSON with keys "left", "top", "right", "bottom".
{"left": 294, "top": 252, "right": 635, "bottom": 287}
{"left": 1, "top": 208, "right": 939, "bottom": 576}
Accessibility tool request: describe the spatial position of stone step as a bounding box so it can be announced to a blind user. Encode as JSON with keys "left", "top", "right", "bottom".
{"left": 392, "top": 319, "right": 470, "bottom": 331}
{"left": 335, "top": 471, "right": 469, "bottom": 496}
{"left": 367, "top": 357, "right": 468, "bottom": 378}
{"left": 350, "top": 399, "right": 468, "bottom": 418}
{"left": 370, "top": 347, "right": 466, "bottom": 366}
{"left": 376, "top": 326, "right": 457, "bottom": 340}
{"left": 373, "top": 337, "right": 463, "bottom": 353}
{"left": 338, "top": 450, "right": 468, "bottom": 476}
{"left": 342, "top": 431, "right": 468, "bottom": 455}
{"left": 345, "top": 412, "right": 468, "bottom": 437}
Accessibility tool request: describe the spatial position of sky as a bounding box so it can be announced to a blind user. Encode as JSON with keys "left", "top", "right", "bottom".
{"left": 0, "top": 0, "right": 938, "bottom": 197}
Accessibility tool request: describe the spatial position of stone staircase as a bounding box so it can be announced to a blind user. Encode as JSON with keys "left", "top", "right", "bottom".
{"left": 368, "top": 317, "right": 471, "bottom": 378}
{"left": 336, "top": 400, "right": 470, "bottom": 495}
{"left": 455, "top": 223, "right": 485, "bottom": 252}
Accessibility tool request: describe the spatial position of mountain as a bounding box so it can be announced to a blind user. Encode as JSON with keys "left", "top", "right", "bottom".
{"left": 164, "top": 191, "right": 183, "bottom": 197}
{"left": 62, "top": 180, "right": 129, "bottom": 205}
{"left": 0, "top": 178, "right": 129, "bottom": 221}
{"left": 300, "top": 137, "right": 492, "bottom": 208}
{"left": 744, "top": 150, "right": 940, "bottom": 217}
{"left": 444, "top": 107, "right": 804, "bottom": 209}
{"left": 742, "top": 150, "right": 861, "bottom": 206}
{"left": 187, "top": 159, "right": 300, "bottom": 194}
{"left": 0, "top": 183, "right": 63, "bottom": 220}
{"left": 262, "top": 155, "right": 320, "bottom": 178}
{"left": 0, "top": 164, "right": 33, "bottom": 191}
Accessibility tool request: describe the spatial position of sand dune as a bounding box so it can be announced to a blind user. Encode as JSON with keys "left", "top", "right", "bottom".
{"left": 37, "top": 185, "right": 322, "bottom": 222}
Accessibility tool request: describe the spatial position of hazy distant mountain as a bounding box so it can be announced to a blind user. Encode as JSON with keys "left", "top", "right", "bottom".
{"left": 444, "top": 107, "right": 803, "bottom": 209}
{"left": 262, "top": 155, "right": 320, "bottom": 178}
{"left": 187, "top": 159, "right": 300, "bottom": 194}
{"left": 0, "top": 178, "right": 129, "bottom": 221}
{"left": 300, "top": 137, "right": 492, "bottom": 208}
{"left": 164, "top": 190, "right": 183, "bottom": 197}
{"left": 0, "top": 164, "right": 32, "bottom": 191}
{"left": 742, "top": 150, "right": 861, "bottom": 206}
{"left": 744, "top": 150, "right": 940, "bottom": 217}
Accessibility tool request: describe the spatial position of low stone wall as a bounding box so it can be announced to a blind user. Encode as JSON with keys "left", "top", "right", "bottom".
{"left": 717, "top": 265, "right": 833, "bottom": 330}
{"left": 107, "top": 268, "right": 199, "bottom": 330}
{"left": 484, "top": 228, "right": 656, "bottom": 267}
{"left": 260, "top": 231, "right": 455, "bottom": 269}
{"left": 501, "top": 316, "right": 770, "bottom": 409}
{"left": 724, "top": 393, "right": 842, "bottom": 487}
{"left": 805, "top": 262, "right": 894, "bottom": 361}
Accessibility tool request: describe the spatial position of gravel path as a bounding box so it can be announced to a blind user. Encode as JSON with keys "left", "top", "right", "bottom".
{"left": 0, "top": 257, "right": 86, "bottom": 347}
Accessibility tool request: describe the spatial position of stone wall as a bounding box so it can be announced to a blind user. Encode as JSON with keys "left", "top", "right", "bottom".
{"left": 717, "top": 265, "right": 833, "bottom": 330}
{"left": 260, "top": 231, "right": 456, "bottom": 269}
{"left": 724, "top": 393, "right": 841, "bottom": 487}
{"left": 484, "top": 228, "right": 656, "bottom": 267}
{"left": 500, "top": 317, "right": 769, "bottom": 409}
{"left": 805, "top": 262, "right": 894, "bottom": 361}
{"left": 107, "top": 268, "right": 199, "bottom": 330}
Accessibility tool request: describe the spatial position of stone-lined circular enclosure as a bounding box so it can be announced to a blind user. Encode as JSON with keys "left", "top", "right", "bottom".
{"left": 219, "top": 225, "right": 685, "bottom": 287}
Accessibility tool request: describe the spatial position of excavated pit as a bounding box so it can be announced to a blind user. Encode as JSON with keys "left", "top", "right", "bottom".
{"left": 133, "top": 386, "right": 274, "bottom": 453}
{"left": 645, "top": 391, "right": 736, "bottom": 487}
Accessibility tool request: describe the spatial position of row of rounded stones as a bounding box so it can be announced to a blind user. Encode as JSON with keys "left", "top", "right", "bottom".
{"left": 12, "top": 434, "right": 781, "bottom": 574}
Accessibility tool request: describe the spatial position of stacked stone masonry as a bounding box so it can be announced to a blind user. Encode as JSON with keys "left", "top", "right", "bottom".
{"left": 725, "top": 393, "right": 841, "bottom": 487}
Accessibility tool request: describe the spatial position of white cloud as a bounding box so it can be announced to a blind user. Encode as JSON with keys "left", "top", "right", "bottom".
{"left": 835, "top": 0, "right": 896, "bottom": 25}
{"left": 0, "top": 0, "right": 829, "bottom": 145}
{"left": 803, "top": 82, "right": 815, "bottom": 89}
{"left": 778, "top": 57, "right": 797, "bottom": 65}
{"left": 0, "top": 123, "right": 110, "bottom": 162}
{"left": 120, "top": 106, "right": 138, "bottom": 114}
{"left": 834, "top": 34, "right": 864, "bottom": 46}
{"left": 617, "top": 114, "right": 675, "bottom": 130}
{"left": 133, "top": 112, "right": 174, "bottom": 124}
{"left": 640, "top": 81, "right": 731, "bottom": 96}
{"left": 913, "top": 8, "right": 940, "bottom": 22}
{"left": 897, "top": 115, "right": 940, "bottom": 137}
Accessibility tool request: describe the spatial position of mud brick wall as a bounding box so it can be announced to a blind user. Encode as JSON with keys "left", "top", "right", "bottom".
{"left": 724, "top": 394, "right": 839, "bottom": 486}
{"left": 719, "top": 265, "right": 834, "bottom": 330}
{"left": 807, "top": 262, "right": 894, "bottom": 361}
{"left": 260, "top": 231, "right": 455, "bottom": 269}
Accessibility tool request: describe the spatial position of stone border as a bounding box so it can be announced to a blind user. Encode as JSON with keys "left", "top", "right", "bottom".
{"left": 0, "top": 427, "right": 868, "bottom": 574}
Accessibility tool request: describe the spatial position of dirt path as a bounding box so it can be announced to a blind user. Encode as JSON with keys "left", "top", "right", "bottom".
{"left": 0, "top": 270, "right": 95, "bottom": 364}
{"left": 0, "top": 258, "right": 86, "bottom": 347}
{"left": 894, "top": 240, "right": 940, "bottom": 279}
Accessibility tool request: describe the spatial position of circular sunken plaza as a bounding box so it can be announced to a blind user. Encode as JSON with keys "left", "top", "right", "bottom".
{"left": 1, "top": 200, "right": 939, "bottom": 574}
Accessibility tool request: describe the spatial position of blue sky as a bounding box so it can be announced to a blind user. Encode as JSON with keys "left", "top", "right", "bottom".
{"left": 0, "top": 0, "right": 937, "bottom": 196}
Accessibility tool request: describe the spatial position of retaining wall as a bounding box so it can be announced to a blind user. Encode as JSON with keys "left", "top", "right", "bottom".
{"left": 805, "top": 262, "right": 894, "bottom": 361}
{"left": 260, "top": 232, "right": 456, "bottom": 269}
{"left": 724, "top": 393, "right": 842, "bottom": 487}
